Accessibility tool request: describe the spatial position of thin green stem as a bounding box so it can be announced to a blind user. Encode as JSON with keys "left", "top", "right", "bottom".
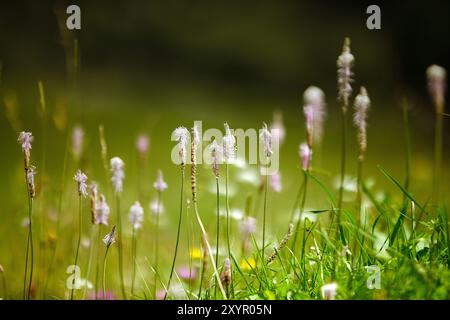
{"left": 262, "top": 163, "right": 269, "bottom": 266}
{"left": 337, "top": 107, "right": 347, "bottom": 240}
{"left": 153, "top": 190, "right": 161, "bottom": 299}
{"left": 214, "top": 177, "right": 220, "bottom": 299}
{"left": 82, "top": 225, "right": 96, "bottom": 299}
{"left": 102, "top": 245, "right": 110, "bottom": 300}
{"left": 71, "top": 196, "right": 82, "bottom": 300}
{"left": 292, "top": 171, "right": 309, "bottom": 254}
{"left": 94, "top": 225, "right": 102, "bottom": 300}
{"left": 27, "top": 197, "right": 34, "bottom": 300}
{"left": 225, "top": 164, "right": 234, "bottom": 298}
{"left": 433, "top": 110, "right": 443, "bottom": 206}
{"left": 164, "top": 166, "right": 185, "bottom": 300}
{"left": 131, "top": 227, "right": 137, "bottom": 297}
{"left": 116, "top": 195, "right": 127, "bottom": 299}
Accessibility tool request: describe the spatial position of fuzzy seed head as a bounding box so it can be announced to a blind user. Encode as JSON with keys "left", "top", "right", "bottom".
{"left": 209, "top": 140, "right": 221, "bottom": 178}
{"left": 299, "top": 143, "right": 312, "bottom": 171}
{"left": 270, "top": 111, "right": 286, "bottom": 145}
{"left": 103, "top": 225, "right": 116, "bottom": 248}
{"left": 95, "top": 194, "right": 110, "bottom": 226}
{"left": 27, "top": 165, "right": 37, "bottom": 198}
{"left": 74, "top": 169, "right": 88, "bottom": 197}
{"left": 426, "top": 64, "right": 447, "bottom": 113}
{"left": 337, "top": 37, "right": 354, "bottom": 108}
{"left": 270, "top": 171, "right": 282, "bottom": 193}
{"left": 110, "top": 157, "right": 125, "bottom": 194}
{"left": 303, "top": 86, "right": 326, "bottom": 146}
{"left": 153, "top": 170, "right": 168, "bottom": 192}
{"left": 72, "top": 125, "right": 84, "bottom": 160}
{"left": 321, "top": 282, "right": 338, "bottom": 300}
{"left": 174, "top": 127, "right": 190, "bottom": 165}
{"left": 353, "top": 86, "right": 371, "bottom": 158}
{"left": 18, "top": 131, "right": 33, "bottom": 168}
{"left": 129, "top": 201, "right": 144, "bottom": 230}
{"left": 136, "top": 134, "right": 150, "bottom": 157}
{"left": 260, "top": 123, "right": 273, "bottom": 158}
{"left": 223, "top": 122, "right": 236, "bottom": 163}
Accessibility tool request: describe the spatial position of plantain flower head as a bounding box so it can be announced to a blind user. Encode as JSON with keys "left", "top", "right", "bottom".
{"left": 110, "top": 157, "right": 125, "bottom": 194}
{"left": 337, "top": 37, "right": 354, "bottom": 109}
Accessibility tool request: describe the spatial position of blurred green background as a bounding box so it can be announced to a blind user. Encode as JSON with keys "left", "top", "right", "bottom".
{"left": 0, "top": 0, "right": 449, "bottom": 297}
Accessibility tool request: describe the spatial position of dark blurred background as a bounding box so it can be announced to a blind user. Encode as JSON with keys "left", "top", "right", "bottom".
{"left": 1, "top": 0, "right": 449, "bottom": 108}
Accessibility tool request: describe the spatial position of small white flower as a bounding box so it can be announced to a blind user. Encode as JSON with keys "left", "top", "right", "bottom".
{"left": 321, "top": 282, "right": 338, "bottom": 300}
{"left": 223, "top": 122, "right": 236, "bottom": 163}
{"left": 72, "top": 125, "right": 84, "bottom": 160}
{"left": 174, "top": 127, "right": 189, "bottom": 165}
{"left": 337, "top": 37, "right": 354, "bottom": 107}
{"left": 270, "top": 171, "right": 282, "bottom": 193}
{"left": 239, "top": 216, "right": 257, "bottom": 236}
{"left": 208, "top": 140, "right": 221, "bottom": 177}
{"left": 110, "top": 157, "right": 125, "bottom": 194}
{"left": 74, "top": 170, "right": 88, "bottom": 197}
{"left": 192, "top": 123, "right": 201, "bottom": 148}
{"left": 136, "top": 134, "right": 150, "bottom": 157}
{"left": 129, "top": 201, "right": 144, "bottom": 230}
{"left": 270, "top": 111, "right": 286, "bottom": 146}
{"left": 299, "top": 143, "right": 311, "bottom": 171}
{"left": 153, "top": 170, "right": 168, "bottom": 192}
{"left": 353, "top": 87, "right": 371, "bottom": 156}
{"left": 26, "top": 165, "right": 37, "bottom": 198}
{"left": 426, "top": 64, "right": 446, "bottom": 112}
{"left": 95, "top": 195, "right": 110, "bottom": 226}
{"left": 81, "top": 236, "right": 91, "bottom": 249}
{"left": 303, "top": 86, "right": 326, "bottom": 145}
{"left": 18, "top": 131, "right": 33, "bottom": 155}
{"left": 150, "top": 199, "right": 164, "bottom": 215}
{"left": 259, "top": 123, "right": 272, "bottom": 158}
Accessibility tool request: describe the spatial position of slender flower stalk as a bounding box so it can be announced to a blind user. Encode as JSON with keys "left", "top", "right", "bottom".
{"left": 209, "top": 139, "right": 221, "bottom": 298}
{"left": 136, "top": 133, "right": 150, "bottom": 200}
{"left": 18, "top": 131, "right": 35, "bottom": 300}
{"left": 82, "top": 183, "right": 98, "bottom": 299}
{"left": 110, "top": 156, "right": 127, "bottom": 299}
{"left": 197, "top": 233, "right": 209, "bottom": 299}
{"left": 165, "top": 127, "right": 189, "bottom": 299}
{"left": 336, "top": 37, "right": 354, "bottom": 241}
{"left": 259, "top": 123, "right": 272, "bottom": 265}
{"left": 71, "top": 170, "right": 88, "bottom": 300}
{"left": 102, "top": 226, "right": 116, "bottom": 300}
{"left": 94, "top": 194, "right": 109, "bottom": 299}
{"left": 292, "top": 143, "right": 311, "bottom": 253}
{"left": 353, "top": 87, "right": 371, "bottom": 219}
{"left": 129, "top": 201, "right": 144, "bottom": 296}
{"left": 153, "top": 170, "right": 167, "bottom": 298}
{"left": 427, "top": 65, "right": 447, "bottom": 204}
{"left": 223, "top": 122, "right": 235, "bottom": 298}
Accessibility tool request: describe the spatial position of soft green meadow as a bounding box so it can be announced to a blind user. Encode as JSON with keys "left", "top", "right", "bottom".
{"left": 0, "top": 38, "right": 449, "bottom": 300}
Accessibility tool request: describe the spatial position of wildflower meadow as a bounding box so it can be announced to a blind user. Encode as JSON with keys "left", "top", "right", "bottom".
{"left": 0, "top": 2, "right": 449, "bottom": 303}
